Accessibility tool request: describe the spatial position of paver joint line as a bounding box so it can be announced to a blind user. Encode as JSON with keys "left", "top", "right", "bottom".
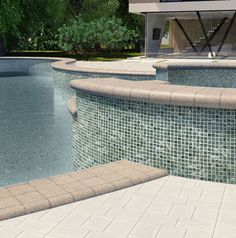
{"left": 0, "top": 161, "right": 168, "bottom": 221}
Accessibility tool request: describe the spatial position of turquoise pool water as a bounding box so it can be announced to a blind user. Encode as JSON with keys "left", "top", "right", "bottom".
{"left": 0, "top": 72, "right": 73, "bottom": 187}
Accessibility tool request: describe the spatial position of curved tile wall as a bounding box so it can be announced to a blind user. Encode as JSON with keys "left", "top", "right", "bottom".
{"left": 70, "top": 74, "right": 236, "bottom": 183}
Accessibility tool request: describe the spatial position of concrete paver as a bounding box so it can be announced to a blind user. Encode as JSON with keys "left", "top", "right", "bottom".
{"left": 0, "top": 176, "right": 235, "bottom": 238}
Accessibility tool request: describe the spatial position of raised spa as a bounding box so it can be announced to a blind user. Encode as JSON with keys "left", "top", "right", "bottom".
{"left": 155, "top": 60, "right": 236, "bottom": 88}
{"left": 69, "top": 60, "right": 236, "bottom": 184}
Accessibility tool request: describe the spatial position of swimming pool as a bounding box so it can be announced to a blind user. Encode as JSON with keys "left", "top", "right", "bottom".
{"left": 0, "top": 59, "right": 73, "bottom": 187}
{"left": 69, "top": 60, "right": 236, "bottom": 183}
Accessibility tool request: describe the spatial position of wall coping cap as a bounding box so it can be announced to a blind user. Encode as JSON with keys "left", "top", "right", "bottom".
{"left": 153, "top": 60, "right": 236, "bottom": 70}
{"left": 70, "top": 78, "right": 236, "bottom": 109}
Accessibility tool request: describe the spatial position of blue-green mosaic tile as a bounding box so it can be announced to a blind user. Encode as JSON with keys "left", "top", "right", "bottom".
{"left": 156, "top": 69, "right": 236, "bottom": 88}
{"left": 73, "top": 91, "right": 236, "bottom": 184}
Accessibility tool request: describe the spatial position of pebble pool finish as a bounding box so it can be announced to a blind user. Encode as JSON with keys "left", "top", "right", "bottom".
{"left": 74, "top": 91, "right": 236, "bottom": 184}
{"left": 0, "top": 71, "right": 73, "bottom": 187}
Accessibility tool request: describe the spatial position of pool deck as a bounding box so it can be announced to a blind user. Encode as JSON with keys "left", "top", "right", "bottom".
{"left": 1, "top": 175, "right": 236, "bottom": 238}
{"left": 0, "top": 161, "right": 167, "bottom": 222}
{"left": 1, "top": 57, "right": 236, "bottom": 237}
{"left": 54, "top": 57, "right": 236, "bottom": 76}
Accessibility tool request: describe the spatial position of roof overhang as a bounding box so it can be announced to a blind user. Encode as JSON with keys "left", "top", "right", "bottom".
{"left": 129, "top": 0, "right": 236, "bottom": 14}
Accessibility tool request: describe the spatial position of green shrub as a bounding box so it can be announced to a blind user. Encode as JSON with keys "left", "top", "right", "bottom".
{"left": 17, "top": 29, "right": 58, "bottom": 51}
{"left": 57, "top": 17, "right": 138, "bottom": 55}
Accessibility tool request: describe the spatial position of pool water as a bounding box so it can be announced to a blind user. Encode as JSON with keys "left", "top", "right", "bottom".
{"left": 0, "top": 73, "right": 73, "bottom": 187}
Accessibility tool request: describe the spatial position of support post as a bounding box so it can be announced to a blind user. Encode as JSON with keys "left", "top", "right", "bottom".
{"left": 196, "top": 11, "right": 214, "bottom": 57}
{"left": 216, "top": 12, "right": 236, "bottom": 56}
{"left": 174, "top": 18, "right": 198, "bottom": 53}
{"left": 201, "top": 17, "right": 228, "bottom": 53}
{"left": 145, "top": 14, "right": 165, "bottom": 56}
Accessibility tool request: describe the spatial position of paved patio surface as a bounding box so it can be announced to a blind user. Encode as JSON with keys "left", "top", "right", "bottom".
{"left": 1, "top": 175, "right": 236, "bottom": 238}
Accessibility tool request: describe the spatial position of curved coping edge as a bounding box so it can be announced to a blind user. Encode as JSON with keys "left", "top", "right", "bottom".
{"left": 153, "top": 61, "right": 236, "bottom": 70}
{"left": 52, "top": 60, "right": 155, "bottom": 76}
{"left": 67, "top": 96, "right": 77, "bottom": 118}
{"left": 70, "top": 78, "right": 236, "bottom": 109}
{"left": 0, "top": 57, "right": 77, "bottom": 73}
{"left": 0, "top": 161, "right": 168, "bottom": 221}
{"left": 0, "top": 57, "right": 155, "bottom": 77}
{"left": 0, "top": 56, "right": 76, "bottom": 63}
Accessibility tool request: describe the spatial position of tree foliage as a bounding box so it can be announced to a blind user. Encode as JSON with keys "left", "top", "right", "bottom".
{"left": 0, "top": 0, "right": 21, "bottom": 42}
{"left": 58, "top": 17, "right": 137, "bottom": 55}
{"left": 0, "top": 0, "right": 69, "bottom": 51}
{"left": 0, "top": 0, "right": 144, "bottom": 52}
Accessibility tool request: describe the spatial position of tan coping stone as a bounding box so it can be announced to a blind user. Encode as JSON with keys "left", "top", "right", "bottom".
{"left": 137, "top": 166, "right": 167, "bottom": 175}
{"left": 148, "top": 170, "right": 169, "bottom": 180}
{"left": 80, "top": 177, "right": 108, "bottom": 187}
{"left": 70, "top": 171, "right": 96, "bottom": 180}
{"left": 87, "top": 82, "right": 115, "bottom": 97}
{"left": 29, "top": 178, "right": 57, "bottom": 189}
{"left": 99, "top": 173, "right": 127, "bottom": 183}
{"left": 92, "top": 183, "right": 116, "bottom": 196}
{"left": 112, "top": 163, "right": 140, "bottom": 172}
{"left": 2, "top": 57, "right": 153, "bottom": 78}
{"left": 70, "top": 77, "right": 236, "bottom": 109}
{"left": 87, "top": 166, "right": 116, "bottom": 176}
{"left": 0, "top": 206, "right": 25, "bottom": 221}
{"left": 60, "top": 181, "right": 88, "bottom": 193}
{"left": 0, "top": 188, "right": 12, "bottom": 199}
{"left": 50, "top": 174, "right": 77, "bottom": 185}
{"left": 170, "top": 86, "right": 199, "bottom": 106}
{"left": 153, "top": 60, "right": 236, "bottom": 70}
{"left": 130, "top": 87, "right": 151, "bottom": 102}
{"left": 220, "top": 88, "right": 236, "bottom": 109}
{"left": 126, "top": 174, "right": 151, "bottom": 184}
{"left": 7, "top": 184, "right": 36, "bottom": 195}
{"left": 194, "top": 88, "right": 223, "bottom": 108}
{"left": 112, "top": 178, "right": 135, "bottom": 190}
{"left": 36, "top": 185, "right": 68, "bottom": 198}
{"left": 23, "top": 200, "right": 51, "bottom": 214}
{"left": 48, "top": 194, "right": 74, "bottom": 207}
{"left": 113, "top": 87, "right": 132, "bottom": 99}
{"left": 70, "top": 80, "right": 93, "bottom": 93}
{"left": 0, "top": 161, "right": 168, "bottom": 221}
{"left": 149, "top": 85, "right": 172, "bottom": 105}
{"left": 0, "top": 197, "right": 21, "bottom": 210}
{"left": 117, "top": 169, "right": 150, "bottom": 183}
{"left": 15, "top": 191, "right": 46, "bottom": 204}
{"left": 53, "top": 61, "right": 155, "bottom": 76}
{"left": 71, "top": 188, "right": 96, "bottom": 201}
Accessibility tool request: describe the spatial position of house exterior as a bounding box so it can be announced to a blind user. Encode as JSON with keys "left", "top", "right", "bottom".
{"left": 129, "top": 0, "right": 236, "bottom": 56}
